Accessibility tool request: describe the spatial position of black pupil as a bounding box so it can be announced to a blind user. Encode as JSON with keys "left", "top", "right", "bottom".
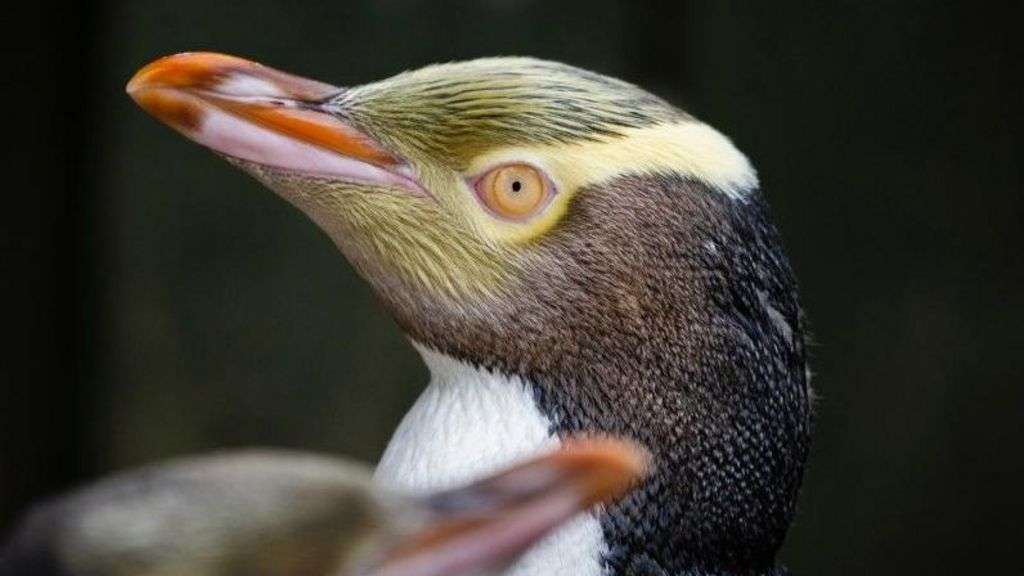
{"left": 511, "top": 180, "right": 522, "bottom": 193}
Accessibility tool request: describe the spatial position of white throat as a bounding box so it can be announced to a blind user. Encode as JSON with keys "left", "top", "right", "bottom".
{"left": 373, "top": 344, "right": 607, "bottom": 576}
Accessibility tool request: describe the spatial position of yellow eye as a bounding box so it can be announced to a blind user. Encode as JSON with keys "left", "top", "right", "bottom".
{"left": 476, "top": 164, "right": 550, "bottom": 220}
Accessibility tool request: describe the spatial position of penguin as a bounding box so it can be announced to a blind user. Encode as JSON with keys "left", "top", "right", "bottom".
{"left": 123, "top": 52, "right": 814, "bottom": 576}
{"left": 0, "top": 440, "right": 647, "bottom": 576}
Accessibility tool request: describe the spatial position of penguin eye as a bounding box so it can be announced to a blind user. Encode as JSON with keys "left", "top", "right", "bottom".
{"left": 475, "top": 164, "right": 551, "bottom": 221}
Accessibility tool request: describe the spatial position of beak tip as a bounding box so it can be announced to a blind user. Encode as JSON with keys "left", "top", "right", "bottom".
{"left": 125, "top": 61, "right": 158, "bottom": 99}
{"left": 561, "top": 436, "right": 651, "bottom": 507}
{"left": 125, "top": 74, "right": 143, "bottom": 98}
{"left": 125, "top": 52, "right": 250, "bottom": 131}
{"left": 574, "top": 436, "right": 651, "bottom": 478}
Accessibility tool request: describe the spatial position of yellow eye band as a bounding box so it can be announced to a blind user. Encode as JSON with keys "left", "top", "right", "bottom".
{"left": 475, "top": 164, "right": 553, "bottom": 221}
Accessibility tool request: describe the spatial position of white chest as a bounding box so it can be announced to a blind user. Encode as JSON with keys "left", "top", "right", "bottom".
{"left": 373, "top": 344, "right": 607, "bottom": 576}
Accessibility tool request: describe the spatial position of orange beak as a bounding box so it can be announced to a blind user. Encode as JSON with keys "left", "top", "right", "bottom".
{"left": 127, "top": 52, "right": 420, "bottom": 191}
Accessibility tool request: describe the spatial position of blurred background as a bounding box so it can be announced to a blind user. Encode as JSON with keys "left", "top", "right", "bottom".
{"left": 2, "top": 1, "right": 1020, "bottom": 573}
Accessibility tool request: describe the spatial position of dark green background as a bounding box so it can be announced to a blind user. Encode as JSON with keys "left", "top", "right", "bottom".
{"left": 3, "top": 2, "right": 1020, "bottom": 573}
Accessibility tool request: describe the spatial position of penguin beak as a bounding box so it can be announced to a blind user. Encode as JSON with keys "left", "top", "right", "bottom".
{"left": 374, "top": 438, "right": 649, "bottom": 576}
{"left": 126, "top": 52, "right": 420, "bottom": 192}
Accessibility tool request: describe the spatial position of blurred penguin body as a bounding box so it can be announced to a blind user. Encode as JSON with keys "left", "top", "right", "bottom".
{"left": 1, "top": 442, "right": 647, "bottom": 576}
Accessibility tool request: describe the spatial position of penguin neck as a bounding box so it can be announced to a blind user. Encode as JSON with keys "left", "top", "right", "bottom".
{"left": 373, "top": 343, "right": 608, "bottom": 576}
{"left": 373, "top": 343, "right": 556, "bottom": 492}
